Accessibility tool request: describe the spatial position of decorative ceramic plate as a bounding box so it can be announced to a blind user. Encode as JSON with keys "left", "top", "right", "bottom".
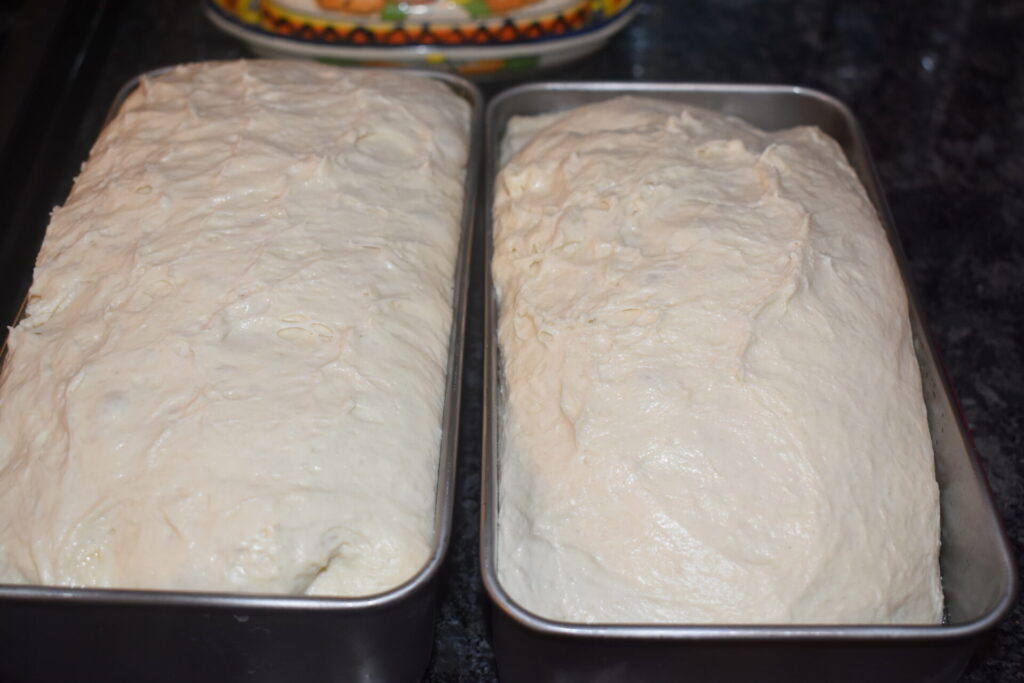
{"left": 205, "top": 0, "right": 638, "bottom": 75}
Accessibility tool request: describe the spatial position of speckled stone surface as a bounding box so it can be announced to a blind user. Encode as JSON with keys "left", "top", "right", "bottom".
{"left": 0, "top": 1, "right": 1019, "bottom": 681}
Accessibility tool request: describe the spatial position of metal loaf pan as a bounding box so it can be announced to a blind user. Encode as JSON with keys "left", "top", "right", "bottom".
{"left": 481, "top": 83, "right": 1018, "bottom": 683}
{"left": 0, "top": 65, "right": 482, "bottom": 683}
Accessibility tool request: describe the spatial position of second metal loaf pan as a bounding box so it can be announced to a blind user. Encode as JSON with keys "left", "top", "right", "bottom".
{"left": 481, "top": 82, "right": 1017, "bottom": 683}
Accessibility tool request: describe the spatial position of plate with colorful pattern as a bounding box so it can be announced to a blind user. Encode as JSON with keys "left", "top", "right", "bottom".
{"left": 205, "top": 0, "right": 638, "bottom": 75}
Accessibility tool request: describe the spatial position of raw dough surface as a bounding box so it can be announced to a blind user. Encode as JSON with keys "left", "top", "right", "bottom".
{"left": 493, "top": 97, "right": 942, "bottom": 623}
{"left": 0, "top": 61, "right": 469, "bottom": 595}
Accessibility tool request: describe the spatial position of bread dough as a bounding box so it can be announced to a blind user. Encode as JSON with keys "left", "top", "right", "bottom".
{"left": 0, "top": 61, "right": 469, "bottom": 595}
{"left": 493, "top": 97, "right": 943, "bottom": 624}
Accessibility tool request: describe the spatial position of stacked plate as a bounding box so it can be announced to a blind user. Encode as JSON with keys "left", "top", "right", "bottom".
{"left": 205, "top": 0, "right": 638, "bottom": 75}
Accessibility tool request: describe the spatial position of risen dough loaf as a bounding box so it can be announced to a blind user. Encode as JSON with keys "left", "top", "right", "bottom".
{"left": 0, "top": 61, "right": 469, "bottom": 595}
{"left": 493, "top": 98, "right": 943, "bottom": 624}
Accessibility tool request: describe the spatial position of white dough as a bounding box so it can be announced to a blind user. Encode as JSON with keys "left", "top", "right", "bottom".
{"left": 0, "top": 61, "right": 469, "bottom": 595}
{"left": 493, "top": 97, "right": 943, "bottom": 624}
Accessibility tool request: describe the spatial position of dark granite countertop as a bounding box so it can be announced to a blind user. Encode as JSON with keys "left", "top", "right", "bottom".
{"left": 0, "top": 1, "right": 1019, "bottom": 681}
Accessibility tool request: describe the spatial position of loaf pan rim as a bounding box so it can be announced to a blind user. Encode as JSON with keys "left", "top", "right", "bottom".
{"left": 0, "top": 61, "right": 483, "bottom": 612}
{"left": 479, "top": 80, "right": 1018, "bottom": 642}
